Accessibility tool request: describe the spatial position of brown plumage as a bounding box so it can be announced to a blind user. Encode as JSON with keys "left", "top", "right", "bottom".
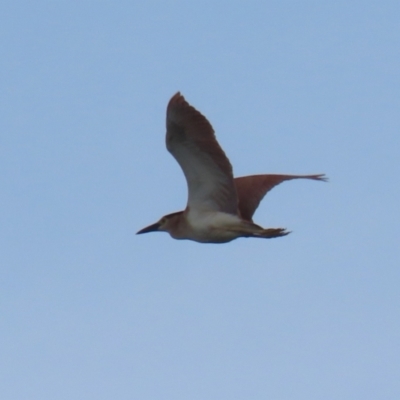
{"left": 137, "top": 92, "right": 327, "bottom": 243}
{"left": 235, "top": 174, "right": 327, "bottom": 221}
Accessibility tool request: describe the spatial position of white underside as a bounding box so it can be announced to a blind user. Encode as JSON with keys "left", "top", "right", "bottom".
{"left": 177, "top": 210, "right": 251, "bottom": 243}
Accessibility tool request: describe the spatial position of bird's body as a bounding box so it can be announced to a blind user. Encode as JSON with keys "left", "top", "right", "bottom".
{"left": 137, "top": 92, "right": 327, "bottom": 243}
{"left": 170, "top": 209, "right": 298, "bottom": 243}
{"left": 171, "top": 210, "right": 245, "bottom": 243}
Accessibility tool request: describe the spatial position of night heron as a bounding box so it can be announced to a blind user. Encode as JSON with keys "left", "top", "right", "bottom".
{"left": 137, "top": 92, "right": 326, "bottom": 243}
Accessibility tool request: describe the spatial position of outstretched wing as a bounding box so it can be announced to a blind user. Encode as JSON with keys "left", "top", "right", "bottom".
{"left": 166, "top": 92, "right": 238, "bottom": 215}
{"left": 235, "top": 174, "right": 327, "bottom": 221}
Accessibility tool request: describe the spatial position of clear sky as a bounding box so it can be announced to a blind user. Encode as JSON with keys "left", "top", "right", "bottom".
{"left": 1, "top": 1, "right": 399, "bottom": 399}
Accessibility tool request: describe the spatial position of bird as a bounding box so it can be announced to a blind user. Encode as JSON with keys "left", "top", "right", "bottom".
{"left": 137, "top": 92, "right": 327, "bottom": 243}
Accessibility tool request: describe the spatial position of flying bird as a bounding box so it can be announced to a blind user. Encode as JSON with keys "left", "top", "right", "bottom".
{"left": 137, "top": 92, "right": 327, "bottom": 243}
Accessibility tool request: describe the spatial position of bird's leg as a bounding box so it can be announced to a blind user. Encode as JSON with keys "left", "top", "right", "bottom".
{"left": 256, "top": 228, "right": 291, "bottom": 238}
{"left": 226, "top": 221, "right": 290, "bottom": 239}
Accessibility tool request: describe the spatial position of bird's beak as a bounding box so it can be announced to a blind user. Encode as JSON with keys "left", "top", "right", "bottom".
{"left": 136, "top": 222, "right": 160, "bottom": 234}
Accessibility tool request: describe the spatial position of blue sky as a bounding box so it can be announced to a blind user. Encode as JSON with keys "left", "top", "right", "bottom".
{"left": 1, "top": 1, "right": 399, "bottom": 399}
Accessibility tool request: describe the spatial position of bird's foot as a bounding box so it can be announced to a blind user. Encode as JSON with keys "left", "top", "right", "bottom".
{"left": 258, "top": 228, "right": 291, "bottom": 239}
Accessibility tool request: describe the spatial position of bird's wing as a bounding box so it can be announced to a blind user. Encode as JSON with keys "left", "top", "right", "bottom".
{"left": 166, "top": 92, "right": 238, "bottom": 214}
{"left": 235, "top": 174, "right": 327, "bottom": 221}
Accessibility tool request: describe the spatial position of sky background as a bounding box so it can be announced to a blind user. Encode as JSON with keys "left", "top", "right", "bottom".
{"left": 1, "top": 1, "right": 399, "bottom": 399}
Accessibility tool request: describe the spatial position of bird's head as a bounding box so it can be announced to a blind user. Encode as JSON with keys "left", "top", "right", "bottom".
{"left": 136, "top": 211, "right": 183, "bottom": 236}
